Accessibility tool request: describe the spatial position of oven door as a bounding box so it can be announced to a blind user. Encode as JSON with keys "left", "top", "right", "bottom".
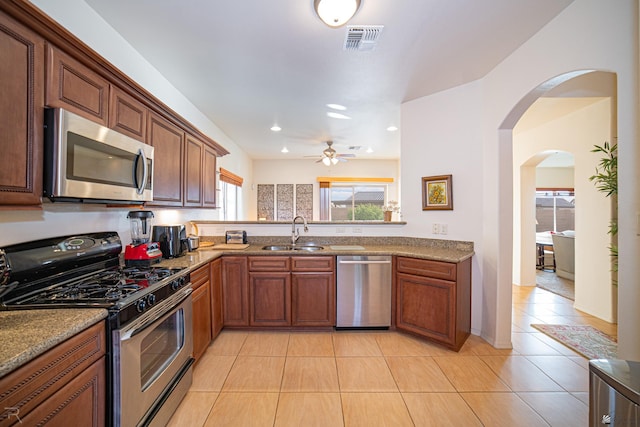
{"left": 113, "top": 287, "right": 193, "bottom": 427}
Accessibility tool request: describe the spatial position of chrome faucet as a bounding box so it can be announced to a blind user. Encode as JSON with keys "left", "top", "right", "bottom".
{"left": 291, "top": 215, "right": 308, "bottom": 245}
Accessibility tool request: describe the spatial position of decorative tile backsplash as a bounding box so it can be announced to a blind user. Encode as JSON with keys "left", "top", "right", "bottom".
{"left": 296, "top": 184, "right": 313, "bottom": 219}
{"left": 257, "top": 184, "right": 275, "bottom": 220}
{"left": 277, "top": 184, "right": 294, "bottom": 220}
{"left": 257, "top": 183, "right": 313, "bottom": 220}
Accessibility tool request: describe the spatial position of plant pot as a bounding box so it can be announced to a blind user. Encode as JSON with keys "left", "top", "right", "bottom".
{"left": 383, "top": 211, "right": 392, "bottom": 222}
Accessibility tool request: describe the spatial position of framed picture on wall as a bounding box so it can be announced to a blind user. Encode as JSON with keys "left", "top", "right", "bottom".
{"left": 422, "top": 175, "right": 453, "bottom": 210}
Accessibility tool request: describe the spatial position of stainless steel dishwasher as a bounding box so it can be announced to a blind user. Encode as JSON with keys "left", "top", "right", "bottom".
{"left": 336, "top": 255, "right": 392, "bottom": 328}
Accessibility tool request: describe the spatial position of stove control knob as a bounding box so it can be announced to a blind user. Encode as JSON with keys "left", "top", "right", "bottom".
{"left": 146, "top": 294, "right": 156, "bottom": 306}
{"left": 136, "top": 299, "right": 146, "bottom": 313}
{"left": 171, "top": 280, "right": 179, "bottom": 291}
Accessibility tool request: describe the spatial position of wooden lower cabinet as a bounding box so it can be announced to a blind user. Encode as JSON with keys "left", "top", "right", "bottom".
{"left": 396, "top": 257, "right": 471, "bottom": 351}
{"left": 221, "top": 257, "right": 249, "bottom": 326}
{"left": 0, "top": 321, "right": 106, "bottom": 426}
{"left": 291, "top": 272, "right": 335, "bottom": 327}
{"left": 191, "top": 263, "right": 212, "bottom": 363}
{"left": 249, "top": 272, "right": 291, "bottom": 326}
{"left": 210, "top": 258, "right": 223, "bottom": 339}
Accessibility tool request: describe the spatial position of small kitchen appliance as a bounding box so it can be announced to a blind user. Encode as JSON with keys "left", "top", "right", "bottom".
{"left": 152, "top": 225, "right": 187, "bottom": 258}
{"left": 0, "top": 232, "right": 194, "bottom": 426}
{"left": 124, "top": 210, "right": 162, "bottom": 267}
{"left": 226, "top": 230, "right": 247, "bottom": 244}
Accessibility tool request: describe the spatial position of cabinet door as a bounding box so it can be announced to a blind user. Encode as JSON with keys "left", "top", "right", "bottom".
{"left": 46, "top": 45, "right": 109, "bottom": 125}
{"left": 291, "top": 272, "right": 335, "bottom": 327}
{"left": 221, "top": 257, "right": 249, "bottom": 326}
{"left": 19, "top": 358, "right": 105, "bottom": 427}
{"left": 0, "top": 13, "right": 44, "bottom": 205}
{"left": 184, "top": 134, "right": 204, "bottom": 207}
{"left": 109, "top": 86, "right": 147, "bottom": 141}
{"left": 192, "top": 279, "right": 212, "bottom": 363}
{"left": 210, "top": 258, "right": 224, "bottom": 338}
{"left": 249, "top": 272, "right": 291, "bottom": 326}
{"left": 396, "top": 272, "right": 456, "bottom": 347}
{"left": 202, "top": 144, "right": 218, "bottom": 208}
{"left": 148, "top": 112, "right": 184, "bottom": 206}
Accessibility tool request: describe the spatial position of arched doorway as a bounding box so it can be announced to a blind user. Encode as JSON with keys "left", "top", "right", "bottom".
{"left": 497, "top": 70, "right": 618, "bottom": 346}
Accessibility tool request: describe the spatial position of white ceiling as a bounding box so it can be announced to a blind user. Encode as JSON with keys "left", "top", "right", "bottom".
{"left": 85, "top": 0, "right": 574, "bottom": 160}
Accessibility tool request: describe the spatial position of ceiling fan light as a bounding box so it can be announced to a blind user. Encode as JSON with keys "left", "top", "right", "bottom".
{"left": 331, "top": 157, "right": 339, "bottom": 165}
{"left": 322, "top": 156, "right": 331, "bottom": 166}
{"left": 314, "top": 0, "right": 361, "bottom": 28}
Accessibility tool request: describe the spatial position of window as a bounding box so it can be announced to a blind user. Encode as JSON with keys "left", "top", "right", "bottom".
{"left": 220, "top": 181, "right": 240, "bottom": 220}
{"left": 535, "top": 189, "right": 575, "bottom": 232}
{"left": 330, "top": 184, "right": 387, "bottom": 221}
{"left": 219, "top": 168, "right": 243, "bottom": 221}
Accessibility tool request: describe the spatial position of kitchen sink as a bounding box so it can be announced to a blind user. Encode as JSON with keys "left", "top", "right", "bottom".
{"left": 262, "top": 245, "right": 324, "bottom": 251}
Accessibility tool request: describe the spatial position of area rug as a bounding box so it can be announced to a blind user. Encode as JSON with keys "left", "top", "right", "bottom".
{"left": 535, "top": 270, "right": 575, "bottom": 300}
{"left": 531, "top": 324, "right": 617, "bottom": 360}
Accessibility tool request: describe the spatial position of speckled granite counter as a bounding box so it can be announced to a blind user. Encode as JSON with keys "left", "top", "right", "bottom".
{"left": 155, "top": 237, "right": 474, "bottom": 270}
{"left": 0, "top": 308, "right": 107, "bottom": 378}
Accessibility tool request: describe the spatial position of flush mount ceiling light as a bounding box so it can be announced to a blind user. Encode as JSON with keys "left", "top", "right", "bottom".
{"left": 314, "top": 0, "right": 361, "bottom": 28}
{"left": 326, "top": 103, "right": 347, "bottom": 110}
{"left": 386, "top": 126, "right": 398, "bottom": 132}
{"left": 327, "top": 111, "right": 351, "bottom": 119}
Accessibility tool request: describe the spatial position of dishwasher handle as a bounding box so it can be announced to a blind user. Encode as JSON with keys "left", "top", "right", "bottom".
{"left": 338, "top": 260, "right": 392, "bottom": 265}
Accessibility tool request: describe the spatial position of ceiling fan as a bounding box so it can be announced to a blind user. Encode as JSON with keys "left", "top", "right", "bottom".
{"left": 306, "top": 141, "right": 356, "bottom": 165}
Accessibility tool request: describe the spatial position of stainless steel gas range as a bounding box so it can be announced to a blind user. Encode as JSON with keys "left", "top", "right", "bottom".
{"left": 0, "top": 232, "right": 194, "bottom": 427}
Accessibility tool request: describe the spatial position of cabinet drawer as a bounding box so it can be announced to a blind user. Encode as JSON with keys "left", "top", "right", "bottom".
{"left": 291, "top": 256, "right": 334, "bottom": 272}
{"left": 248, "top": 256, "right": 290, "bottom": 272}
{"left": 396, "top": 257, "right": 456, "bottom": 281}
{"left": 191, "top": 264, "right": 210, "bottom": 288}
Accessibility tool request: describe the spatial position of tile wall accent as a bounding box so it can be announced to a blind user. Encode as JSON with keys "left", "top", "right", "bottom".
{"left": 257, "top": 184, "right": 275, "bottom": 220}
{"left": 295, "top": 184, "right": 313, "bottom": 220}
{"left": 277, "top": 184, "right": 294, "bottom": 220}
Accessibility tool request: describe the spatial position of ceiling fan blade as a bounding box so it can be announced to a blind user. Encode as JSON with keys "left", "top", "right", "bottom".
{"left": 336, "top": 154, "right": 356, "bottom": 158}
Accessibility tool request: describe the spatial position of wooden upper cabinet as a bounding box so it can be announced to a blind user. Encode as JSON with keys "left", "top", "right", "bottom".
{"left": 184, "top": 134, "right": 204, "bottom": 207}
{"left": 0, "top": 12, "right": 44, "bottom": 206}
{"left": 148, "top": 112, "right": 184, "bottom": 206}
{"left": 46, "top": 44, "right": 109, "bottom": 125}
{"left": 203, "top": 144, "right": 218, "bottom": 208}
{"left": 109, "top": 86, "right": 147, "bottom": 141}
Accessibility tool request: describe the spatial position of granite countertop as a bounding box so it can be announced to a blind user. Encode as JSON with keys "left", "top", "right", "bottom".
{"left": 0, "top": 308, "right": 108, "bottom": 378}
{"left": 156, "top": 239, "right": 474, "bottom": 270}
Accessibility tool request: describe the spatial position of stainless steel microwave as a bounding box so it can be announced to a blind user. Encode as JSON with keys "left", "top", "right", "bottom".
{"left": 44, "top": 108, "right": 154, "bottom": 203}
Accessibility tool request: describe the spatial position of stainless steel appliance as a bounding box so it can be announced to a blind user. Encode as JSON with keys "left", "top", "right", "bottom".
{"left": 0, "top": 232, "right": 193, "bottom": 427}
{"left": 44, "top": 108, "right": 154, "bottom": 204}
{"left": 226, "top": 230, "right": 247, "bottom": 244}
{"left": 336, "top": 255, "right": 392, "bottom": 328}
{"left": 152, "top": 225, "right": 187, "bottom": 258}
{"left": 589, "top": 359, "right": 640, "bottom": 426}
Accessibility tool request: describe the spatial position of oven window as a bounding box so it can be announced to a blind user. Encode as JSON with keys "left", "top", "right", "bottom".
{"left": 140, "top": 308, "right": 185, "bottom": 390}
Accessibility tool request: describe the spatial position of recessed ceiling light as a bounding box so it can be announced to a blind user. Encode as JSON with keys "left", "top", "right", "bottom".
{"left": 327, "top": 112, "right": 351, "bottom": 119}
{"left": 281, "top": 147, "right": 289, "bottom": 153}
{"left": 326, "top": 103, "right": 347, "bottom": 111}
{"left": 387, "top": 126, "right": 398, "bottom": 132}
{"left": 270, "top": 125, "right": 282, "bottom": 132}
{"left": 366, "top": 147, "right": 373, "bottom": 153}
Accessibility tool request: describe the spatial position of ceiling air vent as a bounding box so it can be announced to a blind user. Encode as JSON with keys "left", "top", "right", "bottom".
{"left": 344, "top": 25, "right": 384, "bottom": 52}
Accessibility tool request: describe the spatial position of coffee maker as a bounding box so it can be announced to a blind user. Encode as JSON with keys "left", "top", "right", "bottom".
{"left": 123, "top": 210, "right": 163, "bottom": 267}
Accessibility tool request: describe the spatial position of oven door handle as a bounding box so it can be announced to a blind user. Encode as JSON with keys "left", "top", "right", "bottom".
{"left": 120, "top": 287, "right": 192, "bottom": 341}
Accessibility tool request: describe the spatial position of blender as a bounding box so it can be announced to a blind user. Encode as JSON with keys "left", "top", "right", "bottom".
{"left": 123, "top": 210, "right": 163, "bottom": 267}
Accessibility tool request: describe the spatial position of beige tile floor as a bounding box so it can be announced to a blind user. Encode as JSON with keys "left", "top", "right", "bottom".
{"left": 169, "top": 285, "right": 617, "bottom": 426}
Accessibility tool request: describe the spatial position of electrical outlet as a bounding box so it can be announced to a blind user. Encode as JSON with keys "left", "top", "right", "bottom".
{"left": 352, "top": 227, "right": 363, "bottom": 234}
{"left": 336, "top": 227, "right": 346, "bottom": 234}
{"left": 440, "top": 224, "right": 448, "bottom": 235}
{"left": 432, "top": 224, "right": 439, "bottom": 234}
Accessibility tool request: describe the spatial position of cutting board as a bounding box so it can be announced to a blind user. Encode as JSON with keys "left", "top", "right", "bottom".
{"left": 212, "top": 243, "right": 250, "bottom": 250}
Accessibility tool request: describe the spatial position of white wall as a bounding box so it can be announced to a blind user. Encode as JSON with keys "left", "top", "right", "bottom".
{"left": 512, "top": 99, "right": 614, "bottom": 321}
{"left": 402, "top": 0, "right": 638, "bottom": 356}
{"left": 251, "top": 159, "right": 400, "bottom": 221}
{"left": 536, "top": 167, "right": 574, "bottom": 188}
{"left": 402, "top": 80, "right": 485, "bottom": 335}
